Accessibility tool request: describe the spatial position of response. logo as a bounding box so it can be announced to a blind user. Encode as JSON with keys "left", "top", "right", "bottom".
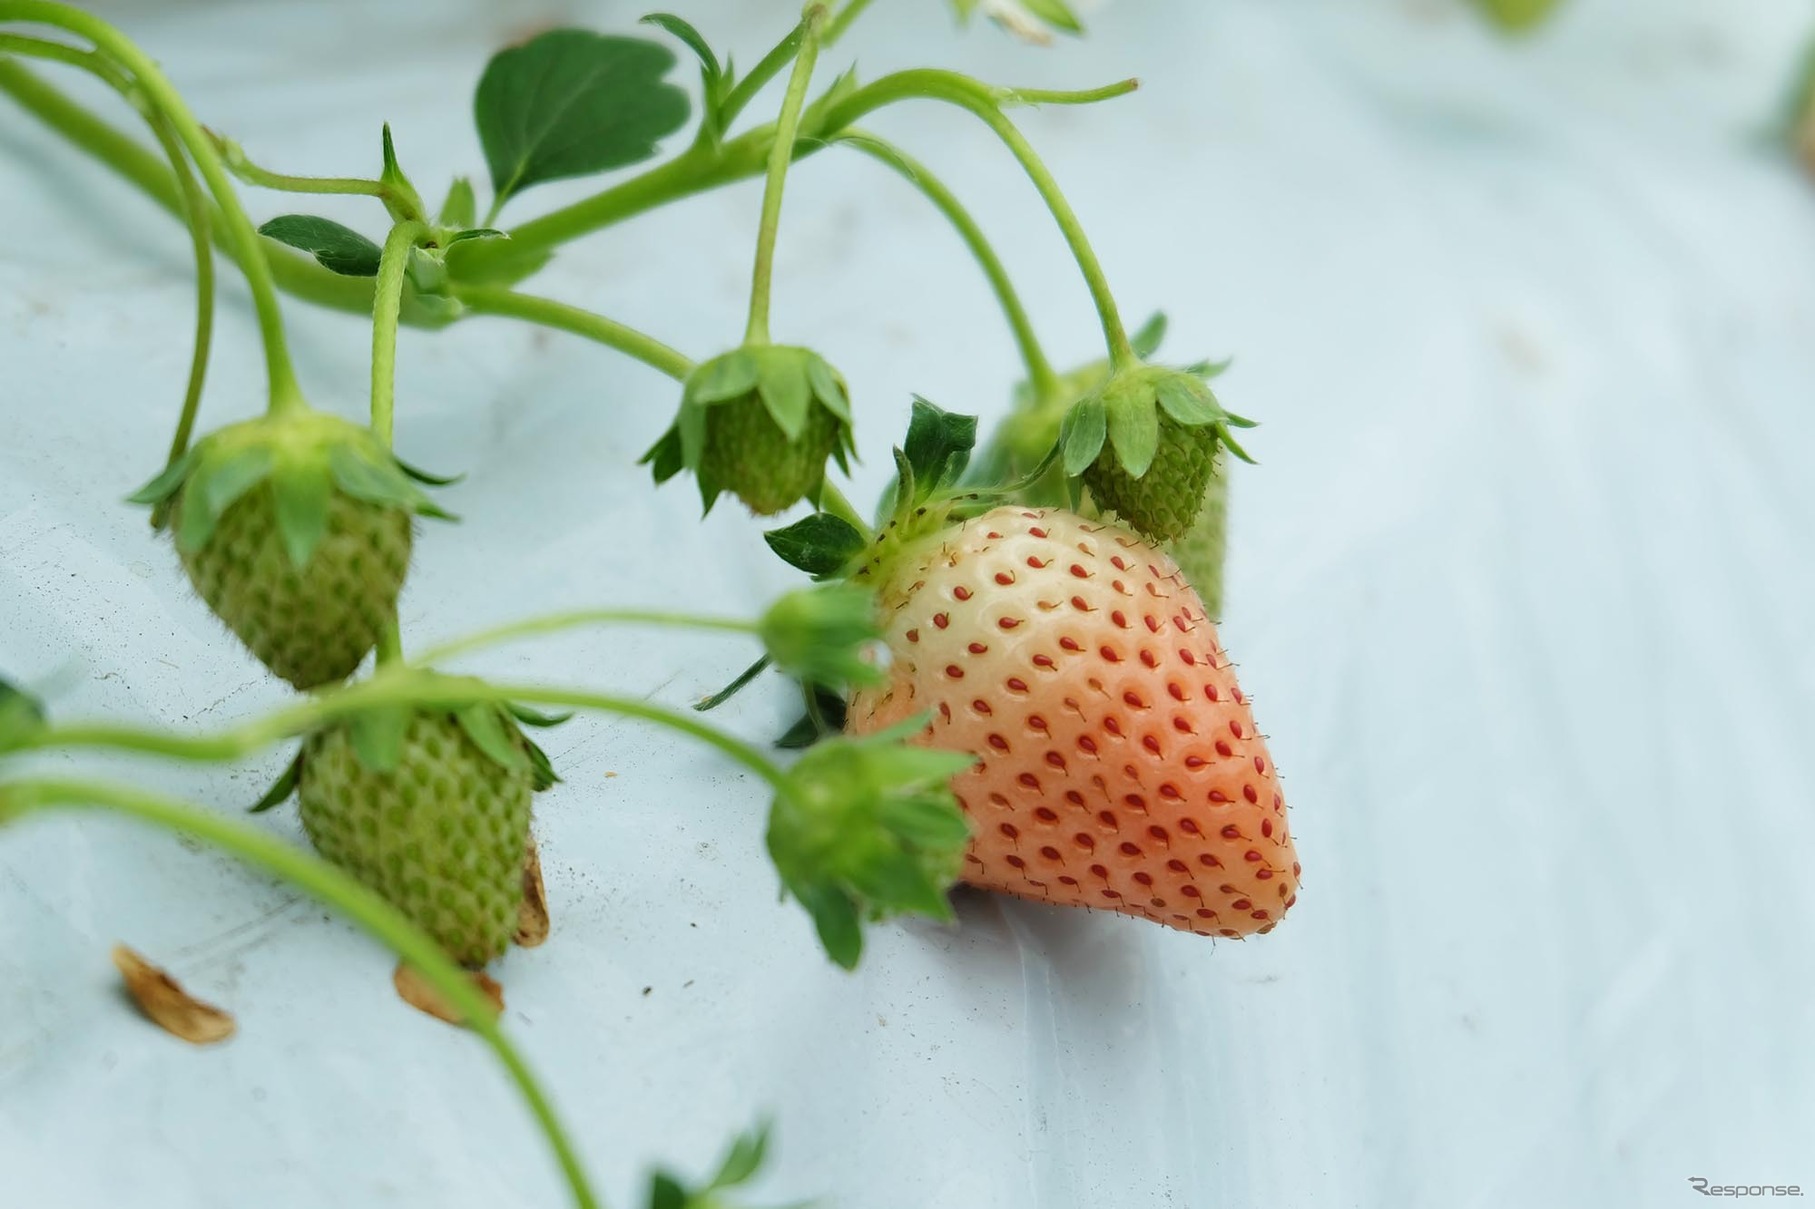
{"left": 1688, "top": 1178, "right": 1804, "bottom": 1197}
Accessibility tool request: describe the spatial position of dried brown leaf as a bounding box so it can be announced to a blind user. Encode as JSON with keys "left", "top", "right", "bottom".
{"left": 515, "top": 835, "right": 549, "bottom": 949}
{"left": 393, "top": 960, "right": 504, "bottom": 1027}
{"left": 111, "top": 944, "right": 236, "bottom": 1046}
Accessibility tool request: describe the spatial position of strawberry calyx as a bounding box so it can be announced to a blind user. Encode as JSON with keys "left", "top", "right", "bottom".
{"left": 766, "top": 719, "right": 974, "bottom": 968}
{"left": 641, "top": 344, "right": 856, "bottom": 516}
{"left": 1059, "top": 360, "right": 1254, "bottom": 544}
{"left": 129, "top": 408, "right": 454, "bottom": 569}
{"left": 0, "top": 675, "right": 47, "bottom": 756}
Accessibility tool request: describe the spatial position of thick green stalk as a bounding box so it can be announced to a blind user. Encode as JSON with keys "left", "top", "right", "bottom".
{"left": 0, "top": 1, "right": 306, "bottom": 410}
{"left": 820, "top": 69, "right": 1140, "bottom": 368}
{"left": 837, "top": 130, "right": 1058, "bottom": 399}
{"left": 370, "top": 221, "right": 426, "bottom": 446}
{"left": 0, "top": 777, "right": 600, "bottom": 1209}
{"left": 451, "top": 286, "right": 694, "bottom": 381}
{"left": 744, "top": 6, "right": 825, "bottom": 345}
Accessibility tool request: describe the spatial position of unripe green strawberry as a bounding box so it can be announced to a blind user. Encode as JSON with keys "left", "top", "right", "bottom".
{"left": 131, "top": 409, "right": 451, "bottom": 689}
{"left": 1165, "top": 456, "right": 1229, "bottom": 618}
{"left": 643, "top": 344, "right": 856, "bottom": 516}
{"left": 297, "top": 703, "right": 538, "bottom": 967}
{"left": 702, "top": 391, "right": 841, "bottom": 515}
{"left": 1084, "top": 411, "right": 1221, "bottom": 546}
{"left": 173, "top": 488, "right": 411, "bottom": 689}
{"left": 1061, "top": 363, "right": 1254, "bottom": 546}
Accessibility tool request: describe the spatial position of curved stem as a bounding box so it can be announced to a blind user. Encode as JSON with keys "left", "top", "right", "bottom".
{"left": 837, "top": 130, "right": 1058, "bottom": 399}
{"left": 823, "top": 0, "right": 877, "bottom": 46}
{"left": 370, "top": 220, "right": 426, "bottom": 446}
{"left": 816, "top": 483, "right": 873, "bottom": 541}
{"left": 821, "top": 69, "right": 1140, "bottom": 368}
{"left": 217, "top": 145, "right": 386, "bottom": 198}
{"left": 416, "top": 609, "right": 757, "bottom": 668}
{"left": 1, "top": 778, "right": 600, "bottom": 1209}
{"left": 0, "top": 36, "right": 215, "bottom": 505}
{"left": 0, "top": 1, "right": 306, "bottom": 410}
{"left": 451, "top": 285, "right": 694, "bottom": 381}
{"left": 716, "top": 22, "right": 805, "bottom": 133}
{"left": 744, "top": 6, "right": 825, "bottom": 345}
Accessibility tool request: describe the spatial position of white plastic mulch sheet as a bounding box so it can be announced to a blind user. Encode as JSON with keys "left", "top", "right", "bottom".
{"left": 3, "top": 1, "right": 1813, "bottom": 1206}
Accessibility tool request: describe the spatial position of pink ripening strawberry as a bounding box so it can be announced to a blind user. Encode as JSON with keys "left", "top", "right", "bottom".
{"left": 846, "top": 505, "right": 1299, "bottom": 938}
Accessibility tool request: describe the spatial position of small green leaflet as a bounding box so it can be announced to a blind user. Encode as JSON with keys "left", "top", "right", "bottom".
{"left": 901, "top": 396, "right": 977, "bottom": 497}
{"left": 259, "top": 215, "right": 382, "bottom": 276}
{"left": 639, "top": 13, "right": 721, "bottom": 92}
{"left": 764, "top": 512, "right": 866, "bottom": 578}
{"left": 474, "top": 29, "right": 691, "bottom": 212}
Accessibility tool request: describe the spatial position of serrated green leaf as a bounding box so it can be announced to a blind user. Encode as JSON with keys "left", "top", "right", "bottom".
{"left": 248, "top": 751, "right": 302, "bottom": 814}
{"left": 640, "top": 12, "right": 721, "bottom": 91}
{"left": 902, "top": 396, "right": 978, "bottom": 496}
{"left": 259, "top": 214, "right": 383, "bottom": 276}
{"left": 126, "top": 451, "right": 193, "bottom": 506}
{"left": 475, "top": 30, "right": 690, "bottom": 210}
{"left": 349, "top": 707, "right": 410, "bottom": 773}
{"left": 269, "top": 458, "right": 332, "bottom": 570}
{"left": 1130, "top": 311, "right": 1168, "bottom": 358}
{"left": 756, "top": 351, "right": 812, "bottom": 441}
{"left": 437, "top": 177, "right": 477, "bottom": 228}
{"left": 1155, "top": 375, "right": 1220, "bottom": 427}
{"left": 1060, "top": 393, "right": 1108, "bottom": 477}
{"left": 763, "top": 512, "right": 866, "bottom": 577}
{"left": 454, "top": 703, "right": 525, "bottom": 771}
{"left": 688, "top": 349, "right": 761, "bottom": 405}
{"left": 1106, "top": 391, "right": 1160, "bottom": 478}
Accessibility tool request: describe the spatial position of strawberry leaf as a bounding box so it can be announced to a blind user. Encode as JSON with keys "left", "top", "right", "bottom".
{"left": 259, "top": 215, "right": 383, "bottom": 276}
{"left": 475, "top": 29, "right": 690, "bottom": 213}
{"left": 902, "top": 396, "right": 978, "bottom": 497}
{"left": 764, "top": 512, "right": 866, "bottom": 577}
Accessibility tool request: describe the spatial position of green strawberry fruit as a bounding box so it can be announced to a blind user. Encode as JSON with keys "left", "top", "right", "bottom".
{"left": 1164, "top": 455, "right": 1229, "bottom": 618}
{"left": 294, "top": 697, "right": 551, "bottom": 967}
{"left": 132, "top": 410, "right": 451, "bottom": 689}
{"left": 643, "top": 344, "right": 856, "bottom": 516}
{"left": 1060, "top": 362, "right": 1254, "bottom": 545}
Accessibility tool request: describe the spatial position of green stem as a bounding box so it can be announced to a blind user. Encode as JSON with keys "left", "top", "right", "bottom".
{"left": 0, "top": 36, "right": 215, "bottom": 501}
{"left": 0, "top": 778, "right": 600, "bottom": 1209}
{"left": 744, "top": 6, "right": 825, "bottom": 345}
{"left": 416, "top": 609, "right": 757, "bottom": 667}
{"left": 716, "top": 23, "right": 804, "bottom": 133}
{"left": 23, "top": 671, "right": 791, "bottom": 793}
{"left": 821, "top": 69, "right": 1140, "bottom": 368}
{"left": 217, "top": 144, "right": 386, "bottom": 199}
{"left": 370, "top": 220, "right": 426, "bottom": 446}
{"left": 823, "top": 0, "right": 877, "bottom": 46}
{"left": 451, "top": 285, "right": 695, "bottom": 381}
{"left": 0, "top": 56, "right": 383, "bottom": 316}
{"left": 837, "top": 130, "right": 1058, "bottom": 399}
{"left": 0, "top": 1, "right": 306, "bottom": 409}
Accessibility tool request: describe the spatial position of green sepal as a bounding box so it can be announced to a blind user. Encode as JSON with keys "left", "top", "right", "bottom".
{"left": 776, "top": 683, "right": 846, "bottom": 749}
{"left": 0, "top": 675, "right": 48, "bottom": 754}
{"left": 348, "top": 705, "right": 410, "bottom": 773}
{"left": 1154, "top": 374, "right": 1221, "bottom": 427}
{"left": 794, "top": 882, "right": 863, "bottom": 970}
{"left": 902, "top": 396, "right": 977, "bottom": 499}
{"left": 524, "top": 734, "right": 561, "bottom": 792}
{"left": 694, "top": 654, "right": 772, "bottom": 713}
{"left": 707, "top": 1120, "right": 771, "bottom": 1191}
{"left": 437, "top": 177, "right": 477, "bottom": 229}
{"left": 754, "top": 345, "right": 812, "bottom": 440}
{"left": 454, "top": 702, "right": 528, "bottom": 773}
{"left": 126, "top": 450, "right": 195, "bottom": 507}
{"left": 178, "top": 444, "right": 275, "bottom": 553}
{"left": 764, "top": 512, "right": 867, "bottom": 578}
{"left": 639, "top": 13, "right": 721, "bottom": 94}
{"left": 247, "top": 750, "right": 302, "bottom": 814}
{"left": 639, "top": 425, "right": 685, "bottom": 484}
{"left": 1059, "top": 392, "right": 1108, "bottom": 477}
{"left": 443, "top": 228, "right": 508, "bottom": 248}
{"left": 378, "top": 123, "right": 426, "bottom": 225}
{"left": 1130, "top": 311, "right": 1168, "bottom": 358}
{"left": 758, "top": 584, "right": 884, "bottom": 691}
{"left": 269, "top": 457, "right": 334, "bottom": 570}
{"left": 394, "top": 456, "right": 464, "bottom": 487}
{"left": 685, "top": 349, "right": 761, "bottom": 405}
{"left": 806, "top": 353, "right": 852, "bottom": 424}
{"left": 507, "top": 702, "right": 572, "bottom": 728}
{"left": 647, "top": 1172, "right": 688, "bottom": 1209}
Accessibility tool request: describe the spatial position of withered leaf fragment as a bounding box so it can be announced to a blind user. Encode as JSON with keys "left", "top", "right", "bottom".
{"left": 111, "top": 944, "right": 236, "bottom": 1046}
{"left": 514, "top": 836, "right": 550, "bottom": 949}
{"left": 392, "top": 960, "right": 504, "bottom": 1027}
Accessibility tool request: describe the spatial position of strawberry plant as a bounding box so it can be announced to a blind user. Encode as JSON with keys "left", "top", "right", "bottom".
{"left": 0, "top": 0, "right": 1304, "bottom": 1203}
